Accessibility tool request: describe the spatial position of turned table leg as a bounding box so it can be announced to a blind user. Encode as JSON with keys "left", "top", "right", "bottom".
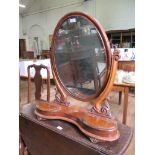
{"left": 119, "top": 91, "right": 122, "bottom": 105}
{"left": 112, "top": 84, "right": 130, "bottom": 125}
{"left": 122, "top": 87, "right": 129, "bottom": 124}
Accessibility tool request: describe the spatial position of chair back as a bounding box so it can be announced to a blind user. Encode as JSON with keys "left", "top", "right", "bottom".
{"left": 27, "top": 64, "right": 50, "bottom": 103}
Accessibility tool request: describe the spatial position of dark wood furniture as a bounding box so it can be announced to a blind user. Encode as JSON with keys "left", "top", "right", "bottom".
{"left": 20, "top": 103, "right": 133, "bottom": 155}
{"left": 19, "top": 39, "right": 26, "bottom": 58}
{"left": 36, "top": 50, "right": 50, "bottom": 59}
{"left": 35, "top": 11, "right": 121, "bottom": 142}
{"left": 118, "top": 61, "right": 135, "bottom": 72}
{"left": 106, "top": 29, "right": 135, "bottom": 48}
{"left": 27, "top": 64, "right": 51, "bottom": 103}
{"left": 19, "top": 11, "right": 133, "bottom": 155}
{"left": 41, "top": 50, "right": 50, "bottom": 59}
{"left": 23, "top": 51, "right": 34, "bottom": 59}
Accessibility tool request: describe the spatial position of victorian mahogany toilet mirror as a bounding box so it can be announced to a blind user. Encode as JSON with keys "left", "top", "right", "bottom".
{"left": 35, "top": 12, "right": 120, "bottom": 142}
{"left": 51, "top": 12, "right": 111, "bottom": 101}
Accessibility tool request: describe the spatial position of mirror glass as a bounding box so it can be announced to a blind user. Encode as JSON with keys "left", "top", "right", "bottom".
{"left": 53, "top": 15, "right": 108, "bottom": 99}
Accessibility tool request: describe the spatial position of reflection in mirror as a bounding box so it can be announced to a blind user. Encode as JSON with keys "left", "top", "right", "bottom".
{"left": 54, "top": 16, "right": 107, "bottom": 98}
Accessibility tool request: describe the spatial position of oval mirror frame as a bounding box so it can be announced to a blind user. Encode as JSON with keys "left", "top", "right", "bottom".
{"left": 50, "top": 12, "right": 112, "bottom": 102}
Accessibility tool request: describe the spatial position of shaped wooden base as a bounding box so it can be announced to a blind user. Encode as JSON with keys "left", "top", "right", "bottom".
{"left": 35, "top": 100, "right": 120, "bottom": 142}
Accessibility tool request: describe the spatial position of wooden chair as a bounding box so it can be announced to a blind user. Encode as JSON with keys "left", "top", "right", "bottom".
{"left": 27, "top": 64, "right": 50, "bottom": 103}
{"left": 20, "top": 64, "right": 51, "bottom": 155}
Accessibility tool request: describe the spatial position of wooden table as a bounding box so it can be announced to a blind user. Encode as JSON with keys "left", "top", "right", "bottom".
{"left": 112, "top": 82, "right": 135, "bottom": 125}
{"left": 19, "top": 103, "right": 133, "bottom": 155}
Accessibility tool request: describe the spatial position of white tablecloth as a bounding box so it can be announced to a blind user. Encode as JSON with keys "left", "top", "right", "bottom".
{"left": 114, "top": 70, "right": 135, "bottom": 84}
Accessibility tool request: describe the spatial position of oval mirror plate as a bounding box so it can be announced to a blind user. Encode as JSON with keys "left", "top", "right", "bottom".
{"left": 52, "top": 12, "right": 111, "bottom": 101}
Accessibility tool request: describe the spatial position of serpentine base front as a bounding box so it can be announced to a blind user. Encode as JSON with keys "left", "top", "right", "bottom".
{"left": 35, "top": 100, "right": 120, "bottom": 142}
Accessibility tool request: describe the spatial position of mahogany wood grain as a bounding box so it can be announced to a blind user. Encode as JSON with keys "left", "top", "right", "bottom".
{"left": 35, "top": 100, "right": 119, "bottom": 141}
{"left": 94, "top": 50, "right": 120, "bottom": 111}
{"left": 20, "top": 103, "right": 133, "bottom": 155}
{"left": 35, "top": 12, "right": 120, "bottom": 142}
{"left": 118, "top": 61, "right": 135, "bottom": 72}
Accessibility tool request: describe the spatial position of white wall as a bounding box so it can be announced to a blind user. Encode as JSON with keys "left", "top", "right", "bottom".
{"left": 19, "top": 15, "right": 23, "bottom": 38}
{"left": 96, "top": 0, "right": 135, "bottom": 30}
{"left": 20, "top": 0, "right": 135, "bottom": 52}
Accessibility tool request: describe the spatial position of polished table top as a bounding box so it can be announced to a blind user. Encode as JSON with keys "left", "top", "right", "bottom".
{"left": 114, "top": 81, "right": 135, "bottom": 88}
{"left": 20, "top": 103, "right": 133, "bottom": 155}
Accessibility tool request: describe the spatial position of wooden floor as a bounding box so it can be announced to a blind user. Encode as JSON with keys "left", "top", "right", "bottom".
{"left": 20, "top": 80, "right": 135, "bottom": 155}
